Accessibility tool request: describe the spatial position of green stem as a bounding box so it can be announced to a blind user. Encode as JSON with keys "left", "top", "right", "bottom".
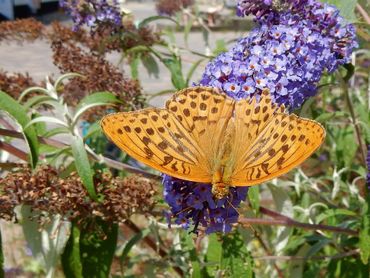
{"left": 340, "top": 76, "right": 367, "bottom": 165}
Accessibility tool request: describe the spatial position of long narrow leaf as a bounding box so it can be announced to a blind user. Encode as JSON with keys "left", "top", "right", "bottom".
{"left": 120, "top": 228, "right": 150, "bottom": 265}
{"left": 18, "top": 87, "right": 55, "bottom": 102}
{"left": 23, "top": 95, "right": 55, "bottom": 110}
{"left": 80, "top": 219, "right": 118, "bottom": 278}
{"left": 0, "top": 91, "right": 39, "bottom": 168}
{"left": 73, "top": 92, "right": 121, "bottom": 124}
{"left": 61, "top": 223, "right": 83, "bottom": 278}
{"left": 186, "top": 58, "right": 204, "bottom": 87}
{"left": 70, "top": 136, "right": 97, "bottom": 200}
{"left": 54, "top": 73, "right": 84, "bottom": 90}
{"left": 25, "top": 116, "right": 69, "bottom": 129}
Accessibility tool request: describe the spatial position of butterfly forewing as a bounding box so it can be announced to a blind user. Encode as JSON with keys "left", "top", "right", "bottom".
{"left": 101, "top": 108, "right": 211, "bottom": 182}
{"left": 230, "top": 110, "right": 325, "bottom": 185}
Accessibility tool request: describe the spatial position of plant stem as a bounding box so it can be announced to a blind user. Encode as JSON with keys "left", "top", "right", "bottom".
{"left": 356, "top": 4, "right": 370, "bottom": 24}
{"left": 238, "top": 216, "right": 358, "bottom": 236}
{"left": 254, "top": 249, "right": 359, "bottom": 261}
{"left": 341, "top": 76, "right": 367, "bottom": 165}
{"left": 252, "top": 229, "right": 284, "bottom": 278}
{"left": 0, "top": 140, "right": 28, "bottom": 161}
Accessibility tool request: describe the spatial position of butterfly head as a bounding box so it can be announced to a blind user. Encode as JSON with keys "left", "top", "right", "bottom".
{"left": 212, "top": 183, "right": 230, "bottom": 199}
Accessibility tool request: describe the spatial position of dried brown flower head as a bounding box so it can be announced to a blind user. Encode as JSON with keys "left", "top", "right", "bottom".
{"left": 0, "top": 18, "right": 44, "bottom": 43}
{"left": 51, "top": 41, "right": 144, "bottom": 121}
{"left": 156, "top": 0, "right": 194, "bottom": 16}
{"left": 0, "top": 71, "right": 39, "bottom": 100}
{"left": 0, "top": 166, "right": 158, "bottom": 223}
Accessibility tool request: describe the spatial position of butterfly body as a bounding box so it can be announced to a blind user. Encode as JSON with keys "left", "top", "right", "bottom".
{"left": 101, "top": 86, "right": 325, "bottom": 199}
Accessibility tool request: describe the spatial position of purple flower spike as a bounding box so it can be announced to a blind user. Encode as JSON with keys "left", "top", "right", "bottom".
{"left": 199, "top": 0, "right": 357, "bottom": 109}
{"left": 163, "top": 176, "right": 248, "bottom": 234}
{"left": 59, "top": 0, "right": 124, "bottom": 30}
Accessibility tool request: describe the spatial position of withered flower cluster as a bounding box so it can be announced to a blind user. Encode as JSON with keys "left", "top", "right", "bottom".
{"left": 0, "top": 165, "right": 158, "bottom": 223}
{"left": 51, "top": 40, "right": 144, "bottom": 121}
{"left": 0, "top": 18, "right": 44, "bottom": 43}
{"left": 0, "top": 71, "right": 38, "bottom": 100}
{"left": 156, "top": 0, "right": 194, "bottom": 16}
{"left": 0, "top": 18, "right": 162, "bottom": 121}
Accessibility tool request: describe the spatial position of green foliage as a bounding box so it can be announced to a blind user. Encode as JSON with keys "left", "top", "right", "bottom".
{"left": 62, "top": 224, "right": 83, "bottom": 278}
{"left": 61, "top": 220, "right": 118, "bottom": 278}
{"left": 79, "top": 220, "right": 118, "bottom": 278}
{"left": 71, "top": 136, "right": 97, "bottom": 200}
{"left": 0, "top": 91, "right": 39, "bottom": 168}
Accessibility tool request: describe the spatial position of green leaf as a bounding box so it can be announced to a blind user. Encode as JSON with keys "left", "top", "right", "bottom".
{"left": 42, "top": 127, "right": 71, "bottom": 138}
{"left": 21, "top": 206, "right": 71, "bottom": 277}
{"left": 0, "top": 91, "right": 39, "bottom": 168}
{"left": 205, "top": 234, "right": 222, "bottom": 275}
{"left": 120, "top": 228, "right": 150, "bottom": 265}
{"left": 61, "top": 223, "right": 83, "bottom": 278}
{"left": 221, "top": 232, "right": 254, "bottom": 278}
{"left": 18, "top": 86, "right": 55, "bottom": 102}
{"left": 186, "top": 58, "right": 205, "bottom": 87}
{"left": 73, "top": 92, "right": 122, "bottom": 124}
{"left": 248, "top": 186, "right": 260, "bottom": 212}
{"left": 130, "top": 55, "right": 140, "bottom": 80}
{"left": 83, "top": 122, "right": 102, "bottom": 140}
{"left": 305, "top": 238, "right": 331, "bottom": 258}
{"left": 359, "top": 203, "right": 370, "bottom": 264}
{"left": 315, "top": 111, "right": 347, "bottom": 123}
{"left": 80, "top": 219, "right": 118, "bottom": 278}
{"left": 163, "top": 57, "right": 186, "bottom": 90}
{"left": 141, "top": 54, "right": 160, "bottom": 78}
{"left": 138, "top": 15, "right": 179, "bottom": 29}
{"left": 70, "top": 136, "right": 97, "bottom": 200}
{"left": 25, "top": 116, "right": 69, "bottom": 129}
{"left": 23, "top": 95, "right": 55, "bottom": 110}
{"left": 316, "top": 208, "right": 358, "bottom": 224}
{"left": 320, "top": 0, "right": 358, "bottom": 22}
{"left": 54, "top": 73, "right": 84, "bottom": 90}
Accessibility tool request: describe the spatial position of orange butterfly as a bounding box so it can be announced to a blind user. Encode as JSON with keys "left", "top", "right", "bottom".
{"left": 101, "top": 87, "right": 325, "bottom": 199}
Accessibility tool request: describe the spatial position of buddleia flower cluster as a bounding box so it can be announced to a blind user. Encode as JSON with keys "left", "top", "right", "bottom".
{"left": 163, "top": 0, "right": 357, "bottom": 234}
{"left": 163, "top": 176, "right": 248, "bottom": 234}
{"left": 59, "top": 0, "right": 125, "bottom": 31}
{"left": 200, "top": 0, "right": 358, "bottom": 109}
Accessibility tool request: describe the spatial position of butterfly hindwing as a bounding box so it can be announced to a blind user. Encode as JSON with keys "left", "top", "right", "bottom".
{"left": 101, "top": 108, "right": 212, "bottom": 182}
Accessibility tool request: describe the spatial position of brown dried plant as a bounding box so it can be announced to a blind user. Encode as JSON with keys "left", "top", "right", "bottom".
{"left": 156, "top": 0, "right": 194, "bottom": 16}
{"left": 0, "top": 71, "right": 39, "bottom": 99}
{"left": 0, "top": 165, "right": 158, "bottom": 223}
{"left": 0, "top": 18, "right": 44, "bottom": 43}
